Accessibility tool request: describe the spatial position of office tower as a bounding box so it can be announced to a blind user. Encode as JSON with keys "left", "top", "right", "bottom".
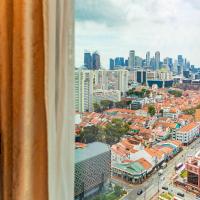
{"left": 92, "top": 51, "right": 101, "bottom": 70}
{"left": 75, "top": 70, "right": 94, "bottom": 112}
{"left": 163, "top": 57, "right": 173, "bottom": 71}
{"left": 186, "top": 61, "right": 190, "bottom": 70}
{"left": 177, "top": 55, "right": 184, "bottom": 75}
{"left": 110, "top": 58, "right": 114, "bottom": 70}
{"left": 183, "top": 70, "right": 190, "bottom": 78}
{"left": 124, "top": 59, "right": 128, "bottom": 67}
{"left": 128, "top": 50, "right": 135, "bottom": 69}
{"left": 120, "top": 57, "right": 125, "bottom": 66}
{"left": 178, "top": 55, "right": 184, "bottom": 66}
{"left": 135, "top": 56, "right": 143, "bottom": 67}
{"left": 146, "top": 51, "right": 150, "bottom": 67}
{"left": 115, "top": 57, "right": 124, "bottom": 67}
{"left": 173, "top": 59, "right": 178, "bottom": 74}
{"left": 84, "top": 50, "right": 92, "bottom": 69}
{"left": 150, "top": 57, "right": 156, "bottom": 70}
{"left": 155, "top": 51, "right": 160, "bottom": 70}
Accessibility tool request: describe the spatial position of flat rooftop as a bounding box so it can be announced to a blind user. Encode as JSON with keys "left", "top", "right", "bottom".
{"left": 75, "top": 142, "right": 110, "bottom": 163}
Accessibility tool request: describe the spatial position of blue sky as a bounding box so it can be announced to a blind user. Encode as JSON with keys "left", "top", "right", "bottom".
{"left": 75, "top": 0, "right": 200, "bottom": 68}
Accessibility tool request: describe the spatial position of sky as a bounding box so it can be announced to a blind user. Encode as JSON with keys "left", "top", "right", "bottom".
{"left": 75, "top": 0, "right": 200, "bottom": 68}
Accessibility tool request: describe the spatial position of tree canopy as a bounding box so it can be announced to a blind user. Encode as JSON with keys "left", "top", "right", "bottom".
{"left": 79, "top": 119, "right": 130, "bottom": 145}
{"left": 168, "top": 90, "right": 182, "bottom": 97}
{"left": 148, "top": 105, "right": 156, "bottom": 116}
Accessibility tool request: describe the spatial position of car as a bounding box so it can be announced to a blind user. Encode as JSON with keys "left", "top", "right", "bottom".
{"left": 137, "top": 189, "right": 143, "bottom": 195}
{"left": 177, "top": 192, "right": 184, "bottom": 197}
{"left": 162, "top": 186, "right": 168, "bottom": 190}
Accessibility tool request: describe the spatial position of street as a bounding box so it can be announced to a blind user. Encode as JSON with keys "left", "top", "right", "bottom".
{"left": 118, "top": 137, "right": 200, "bottom": 200}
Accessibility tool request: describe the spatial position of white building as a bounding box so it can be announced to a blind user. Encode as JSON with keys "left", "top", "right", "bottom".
{"left": 75, "top": 69, "right": 94, "bottom": 112}
{"left": 163, "top": 107, "right": 181, "bottom": 119}
{"left": 173, "top": 122, "right": 200, "bottom": 144}
{"left": 93, "top": 69, "right": 129, "bottom": 94}
{"left": 93, "top": 89, "right": 121, "bottom": 104}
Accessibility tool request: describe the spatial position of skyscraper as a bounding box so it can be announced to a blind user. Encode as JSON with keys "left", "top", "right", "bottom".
{"left": 128, "top": 50, "right": 135, "bottom": 69}
{"left": 115, "top": 57, "right": 124, "bottom": 67}
{"left": 84, "top": 51, "right": 92, "bottom": 69}
{"left": 150, "top": 57, "right": 156, "bottom": 70}
{"left": 146, "top": 51, "right": 150, "bottom": 67}
{"left": 92, "top": 51, "right": 101, "bottom": 70}
{"left": 135, "top": 56, "right": 143, "bottom": 67}
{"left": 155, "top": 51, "right": 160, "bottom": 70}
{"left": 177, "top": 55, "right": 184, "bottom": 75}
{"left": 164, "top": 57, "right": 173, "bottom": 71}
{"left": 109, "top": 58, "right": 114, "bottom": 70}
{"left": 124, "top": 59, "right": 128, "bottom": 67}
{"left": 178, "top": 55, "right": 184, "bottom": 66}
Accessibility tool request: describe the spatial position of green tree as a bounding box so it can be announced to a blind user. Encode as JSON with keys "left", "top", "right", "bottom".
{"left": 148, "top": 105, "right": 156, "bottom": 117}
{"left": 103, "top": 119, "right": 130, "bottom": 145}
{"left": 114, "top": 185, "right": 123, "bottom": 197}
{"left": 79, "top": 125, "right": 99, "bottom": 143}
{"left": 126, "top": 88, "right": 135, "bottom": 96}
{"left": 92, "top": 194, "right": 106, "bottom": 200}
{"left": 115, "top": 100, "right": 129, "bottom": 108}
{"left": 168, "top": 90, "right": 182, "bottom": 97}
{"left": 93, "top": 102, "right": 101, "bottom": 112}
{"left": 100, "top": 100, "right": 113, "bottom": 110}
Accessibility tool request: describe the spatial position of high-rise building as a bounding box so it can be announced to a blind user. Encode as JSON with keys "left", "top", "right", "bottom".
{"left": 134, "top": 70, "right": 147, "bottom": 85}
{"left": 173, "top": 59, "right": 178, "bottom": 74}
{"left": 92, "top": 51, "right": 101, "bottom": 70}
{"left": 135, "top": 56, "right": 143, "bottom": 67}
{"left": 109, "top": 58, "right": 114, "bottom": 70}
{"left": 163, "top": 57, "right": 173, "bottom": 71}
{"left": 84, "top": 50, "right": 92, "bottom": 69}
{"left": 150, "top": 57, "right": 156, "bottom": 70}
{"left": 75, "top": 70, "right": 94, "bottom": 112}
{"left": 128, "top": 50, "right": 135, "bottom": 69}
{"left": 146, "top": 51, "right": 150, "bottom": 67}
{"left": 155, "top": 51, "right": 160, "bottom": 70}
{"left": 93, "top": 69, "right": 129, "bottom": 94}
{"left": 115, "top": 57, "right": 124, "bottom": 67}
{"left": 178, "top": 55, "right": 184, "bottom": 66}
{"left": 124, "top": 59, "right": 128, "bottom": 67}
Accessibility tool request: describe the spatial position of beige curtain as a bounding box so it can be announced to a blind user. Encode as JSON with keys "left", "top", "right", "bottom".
{"left": 0, "top": 0, "right": 74, "bottom": 199}
{"left": 44, "top": 0, "right": 74, "bottom": 200}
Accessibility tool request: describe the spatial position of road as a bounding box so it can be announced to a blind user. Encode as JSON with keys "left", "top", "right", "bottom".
{"left": 120, "top": 137, "right": 200, "bottom": 200}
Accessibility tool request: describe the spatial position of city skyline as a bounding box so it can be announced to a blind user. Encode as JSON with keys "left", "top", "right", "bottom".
{"left": 75, "top": 0, "right": 200, "bottom": 67}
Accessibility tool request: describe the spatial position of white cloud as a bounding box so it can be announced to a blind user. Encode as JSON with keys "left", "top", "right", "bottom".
{"left": 75, "top": 0, "right": 200, "bottom": 67}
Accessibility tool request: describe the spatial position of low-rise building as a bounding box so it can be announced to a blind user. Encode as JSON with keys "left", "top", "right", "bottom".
{"left": 75, "top": 142, "right": 111, "bottom": 200}
{"left": 185, "top": 154, "right": 200, "bottom": 191}
{"left": 163, "top": 107, "right": 181, "bottom": 119}
{"left": 112, "top": 158, "right": 152, "bottom": 183}
{"left": 173, "top": 122, "right": 200, "bottom": 145}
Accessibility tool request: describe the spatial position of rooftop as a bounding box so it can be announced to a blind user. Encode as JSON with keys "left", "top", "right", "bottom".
{"left": 75, "top": 142, "right": 110, "bottom": 163}
{"left": 112, "top": 161, "right": 145, "bottom": 175}
{"left": 178, "top": 122, "right": 199, "bottom": 133}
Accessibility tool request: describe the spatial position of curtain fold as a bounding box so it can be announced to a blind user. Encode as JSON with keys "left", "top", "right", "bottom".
{"left": 0, "top": 0, "right": 74, "bottom": 199}
{"left": 44, "top": 0, "right": 74, "bottom": 199}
